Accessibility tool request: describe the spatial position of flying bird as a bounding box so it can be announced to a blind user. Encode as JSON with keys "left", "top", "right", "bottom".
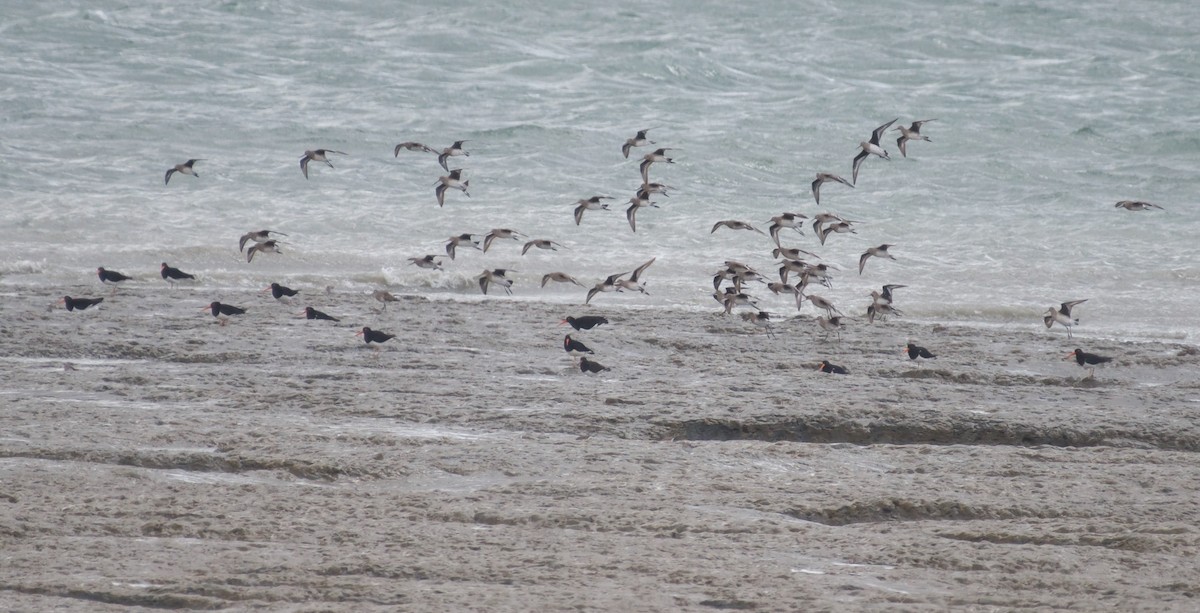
{"left": 437, "top": 140, "right": 469, "bottom": 171}
{"left": 239, "top": 230, "right": 287, "bottom": 252}
{"left": 811, "top": 173, "right": 854, "bottom": 205}
{"left": 858, "top": 244, "right": 897, "bottom": 275}
{"left": 434, "top": 169, "right": 470, "bottom": 207}
{"left": 522, "top": 239, "right": 566, "bottom": 256}
{"left": 541, "top": 272, "right": 584, "bottom": 287}
{"left": 711, "top": 220, "right": 767, "bottom": 236}
{"left": 246, "top": 240, "right": 282, "bottom": 263}
{"left": 445, "top": 233, "right": 482, "bottom": 259}
{"left": 622, "top": 128, "right": 655, "bottom": 159}
{"left": 165, "top": 159, "right": 203, "bottom": 185}
{"left": 851, "top": 118, "right": 898, "bottom": 185}
{"left": 895, "top": 119, "right": 936, "bottom": 158}
{"left": 1115, "top": 200, "right": 1164, "bottom": 211}
{"left": 639, "top": 148, "right": 674, "bottom": 183}
{"left": 408, "top": 255, "right": 445, "bottom": 270}
{"left": 483, "top": 228, "right": 525, "bottom": 253}
{"left": 394, "top": 141, "right": 435, "bottom": 155}
{"left": 478, "top": 269, "right": 516, "bottom": 295}
{"left": 1044, "top": 299, "right": 1088, "bottom": 338}
{"left": 300, "top": 149, "right": 346, "bottom": 179}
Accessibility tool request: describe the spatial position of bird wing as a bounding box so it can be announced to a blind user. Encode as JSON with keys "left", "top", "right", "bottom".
{"left": 300, "top": 156, "right": 310, "bottom": 179}
{"left": 851, "top": 150, "right": 869, "bottom": 185}
{"left": 630, "top": 257, "right": 656, "bottom": 282}
{"left": 858, "top": 251, "right": 871, "bottom": 275}
{"left": 164, "top": 168, "right": 176, "bottom": 185}
{"left": 871, "top": 118, "right": 900, "bottom": 145}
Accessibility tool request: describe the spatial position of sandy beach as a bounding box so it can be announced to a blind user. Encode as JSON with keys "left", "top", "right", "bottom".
{"left": 3, "top": 283, "right": 1199, "bottom": 611}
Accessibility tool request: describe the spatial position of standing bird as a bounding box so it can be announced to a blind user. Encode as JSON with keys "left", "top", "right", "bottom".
{"left": 816, "top": 315, "right": 844, "bottom": 340}
{"left": 300, "top": 149, "right": 347, "bottom": 179}
{"left": 811, "top": 173, "right": 854, "bottom": 205}
{"left": 905, "top": 342, "right": 937, "bottom": 362}
{"left": 561, "top": 315, "right": 609, "bottom": 330}
{"left": 639, "top": 148, "right": 674, "bottom": 183}
{"left": 816, "top": 360, "right": 849, "bottom": 375}
{"left": 357, "top": 327, "right": 396, "bottom": 345}
{"left": 246, "top": 240, "right": 282, "bottom": 263}
{"left": 573, "top": 196, "right": 613, "bottom": 226}
{"left": 445, "top": 233, "right": 482, "bottom": 259}
{"left": 301, "top": 306, "right": 339, "bottom": 321}
{"left": 59, "top": 296, "right": 104, "bottom": 311}
{"left": 263, "top": 282, "right": 299, "bottom": 301}
{"left": 740, "top": 310, "right": 775, "bottom": 338}
{"left": 1065, "top": 348, "right": 1113, "bottom": 379}
{"left": 895, "top": 119, "right": 936, "bottom": 158}
{"left": 851, "top": 118, "right": 899, "bottom": 185}
{"left": 541, "top": 272, "right": 584, "bottom": 288}
{"left": 97, "top": 267, "right": 133, "bottom": 285}
{"left": 578, "top": 356, "right": 609, "bottom": 373}
{"left": 372, "top": 289, "right": 400, "bottom": 310}
{"left": 165, "top": 159, "right": 203, "bottom": 185}
{"left": 858, "top": 244, "right": 897, "bottom": 275}
{"left": 239, "top": 230, "right": 287, "bottom": 252}
{"left": 437, "top": 140, "right": 469, "bottom": 171}
{"left": 1044, "top": 299, "right": 1088, "bottom": 339}
{"left": 622, "top": 128, "right": 655, "bottom": 159}
{"left": 563, "top": 335, "right": 594, "bottom": 355}
{"left": 478, "top": 269, "right": 516, "bottom": 295}
{"left": 394, "top": 141, "right": 435, "bottom": 155}
{"left": 434, "top": 169, "right": 470, "bottom": 207}
{"left": 1115, "top": 200, "right": 1164, "bottom": 211}
{"left": 202, "top": 301, "right": 246, "bottom": 325}
{"left": 160, "top": 262, "right": 196, "bottom": 285}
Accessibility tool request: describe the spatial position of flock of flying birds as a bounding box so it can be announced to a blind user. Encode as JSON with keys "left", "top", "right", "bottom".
{"left": 62, "top": 120, "right": 1166, "bottom": 377}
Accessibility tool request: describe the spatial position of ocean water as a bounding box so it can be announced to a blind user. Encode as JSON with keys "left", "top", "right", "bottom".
{"left": 2, "top": 0, "right": 1198, "bottom": 342}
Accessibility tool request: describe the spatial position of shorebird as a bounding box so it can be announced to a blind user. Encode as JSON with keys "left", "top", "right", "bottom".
{"left": 636, "top": 182, "right": 674, "bottom": 199}
{"left": 615, "top": 257, "right": 656, "bottom": 294}
{"left": 164, "top": 159, "right": 203, "bottom": 185}
{"left": 585, "top": 272, "right": 628, "bottom": 305}
{"left": 625, "top": 194, "right": 659, "bottom": 233}
{"left": 372, "top": 289, "right": 399, "bottom": 309}
{"left": 246, "top": 240, "right": 282, "bottom": 263}
{"left": 541, "top": 272, "right": 584, "bottom": 288}
{"left": 740, "top": 311, "right": 775, "bottom": 338}
{"left": 564, "top": 334, "right": 594, "bottom": 355}
{"left": 816, "top": 360, "right": 848, "bottom": 375}
{"left": 906, "top": 342, "right": 936, "bottom": 363}
{"left": 851, "top": 118, "right": 898, "bottom": 185}
{"left": 357, "top": 326, "right": 396, "bottom": 345}
{"left": 160, "top": 262, "right": 196, "bottom": 285}
{"left": 767, "top": 214, "right": 807, "bottom": 245}
{"left": 711, "top": 220, "right": 767, "bottom": 236}
{"left": 301, "top": 306, "right": 339, "bottom": 321}
{"left": 445, "top": 233, "right": 482, "bottom": 259}
{"left": 1044, "top": 299, "right": 1088, "bottom": 338}
{"left": 895, "top": 119, "right": 936, "bottom": 158}
{"left": 300, "top": 149, "right": 346, "bottom": 179}
{"left": 876, "top": 284, "right": 906, "bottom": 306}
{"left": 867, "top": 302, "right": 903, "bottom": 323}
{"left": 578, "top": 356, "right": 609, "bottom": 373}
{"left": 561, "top": 315, "right": 609, "bottom": 330}
{"left": 522, "top": 239, "right": 566, "bottom": 256}
{"left": 408, "top": 255, "right": 445, "bottom": 270}
{"left": 858, "top": 244, "right": 897, "bottom": 275}
{"left": 202, "top": 301, "right": 246, "bottom": 326}
{"left": 1065, "top": 348, "right": 1113, "bottom": 379}
{"left": 622, "top": 128, "right": 655, "bottom": 159}
{"left": 811, "top": 173, "right": 853, "bottom": 205}
{"left": 639, "top": 148, "right": 674, "bottom": 183}
{"left": 59, "top": 296, "right": 104, "bottom": 312}
{"left": 478, "top": 269, "right": 516, "bottom": 295}
{"left": 263, "top": 282, "right": 299, "bottom": 301}
{"left": 437, "top": 140, "right": 469, "bottom": 171}
{"left": 1115, "top": 200, "right": 1164, "bottom": 211}
{"left": 483, "top": 228, "right": 525, "bottom": 253}
{"left": 394, "top": 141, "right": 435, "bottom": 155}
{"left": 816, "top": 221, "right": 856, "bottom": 246}
{"left": 97, "top": 267, "right": 133, "bottom": 285}
{"left": 816, "top": 315, "right": 843, "bottom": 340}
{"left": 434, "top": 169, "right": 469, "bottom": 207}
{"left": 238, "top": 230, "right": 287, "bottom": 252}
{"left": 573, "top": 196, "right": 613, "bottom": 226}
{"left": 719, "top": 289, "right": 759, "bottom": 315}
{"left": 804, "top": 294, "right": 841, "bottom": 318}
{"left": 772, "top": 246, "right": 819, "bottom": 262}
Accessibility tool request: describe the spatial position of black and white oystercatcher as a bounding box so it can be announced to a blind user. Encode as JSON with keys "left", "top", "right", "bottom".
{"left": 905, "top": 342, "right": 937, "bottom": 361}
{"left": 1065, "top": 348, "right": 1113, "bottom": 378}
{"left": 97, "top": 267, "right": 133, "bottom": 284}
{"left": 579, "top": 356, "right": 609, "bottom": 373}
{"left": 357, "top": 327, "right": 396, "bottom": 345}
{"left": 264, "top": 282, "right": 299, "bottom": 300}
{"left": 301, "top": 306, "right": 339, "bottom": 321}
{"left": 161, "top": 262, "right": 196, "bottom": 285}
{"left": 564, "top": 335, "right": 594, "bottom": 355}
{"left": 59, "top": 296, "right": 104, "bottom": 311}
{"left": 202, "top": 301, "right": 246, "bottom": 325}
{"left": 561, "top": 315, "right": 609, "bottom": 331}
{"left": 816, "top": 360, "right": 849, "bottom": 375}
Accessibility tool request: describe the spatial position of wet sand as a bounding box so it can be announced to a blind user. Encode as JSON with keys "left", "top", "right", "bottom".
{"left": 3, "top": 283, "right": 1199, "bottom": 611}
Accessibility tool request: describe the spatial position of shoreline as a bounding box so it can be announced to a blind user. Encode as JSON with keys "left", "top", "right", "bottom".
{"left": 3, "top": 283, "right": 1199, "bottom": 610}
